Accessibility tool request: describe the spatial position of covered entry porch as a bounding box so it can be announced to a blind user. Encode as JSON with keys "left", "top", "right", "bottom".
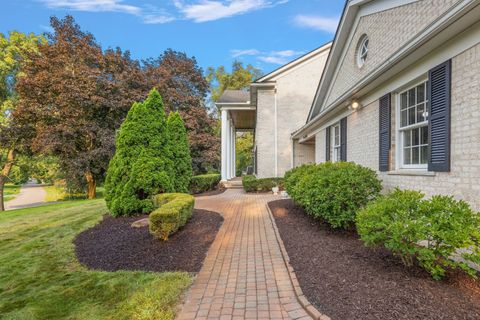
{"left": 216, "top": 90, "right": 256, "bottom": 182}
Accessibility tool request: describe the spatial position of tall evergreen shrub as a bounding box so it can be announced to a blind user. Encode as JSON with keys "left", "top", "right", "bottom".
{"left": 167, "top": 111, "right": 192, "bottom": 193}
{"left": 105, "top": 89, "right": 174, "bottom": 217}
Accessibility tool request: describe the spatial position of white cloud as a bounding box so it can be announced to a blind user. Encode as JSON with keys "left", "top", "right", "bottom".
{"left": 175, "top": 0, "right": 288, "bottom": 23}
{"left": 258, "top": 55, "right": 289, "bottom": 65}
{"left": 40, "top": 0, "right": 141, "bottom": 14}
{"left": 232, "top": 48, "right": 304, "bottom": 65}
{"left": 231, "top": 49, "right": 261, "bottom": 58}
{"left": 293, "top": 14, "right": 339, "bottom": 33}
{"left": 39, "top": 0, "right": 289, "bottom": 24}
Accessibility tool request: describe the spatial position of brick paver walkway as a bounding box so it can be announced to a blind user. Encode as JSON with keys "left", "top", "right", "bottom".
{"left": 176, "top": 189, "right": 314, "bottom": 320}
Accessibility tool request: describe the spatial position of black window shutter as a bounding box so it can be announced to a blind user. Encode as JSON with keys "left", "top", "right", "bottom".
{"left": 340, "top": 117, "right": 347, "bottom": 161}
{"left": 428, "top": 60, "right": 451, "bottom": 172}
{"left": 379, "top": 93, "right": 391, "bottom": 171}
{"left": 325, "top": 126, "right": 331, "bottom": 161}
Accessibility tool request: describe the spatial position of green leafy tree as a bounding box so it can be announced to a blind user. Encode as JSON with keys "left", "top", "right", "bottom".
{"left": 167, "top": 112, "right": 192, "bottom": 193}
{"left": 0, "top": 31, "right": 44, "bottom": 211}
{"left": 105, "top": 89, "right": 174, "bottom": 217}
{"left": 207, "top": 60, "right": 263, "bottom": 105}
{"left": 236, "top": 132, "right": 253, "bottom": 175}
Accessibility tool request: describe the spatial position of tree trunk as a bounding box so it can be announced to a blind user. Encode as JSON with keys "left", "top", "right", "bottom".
{"left": 0, "top": 149, "right": 15, "bottom": 212}
{"left": 85, "top": 171, "right": 96, "bottom": 200}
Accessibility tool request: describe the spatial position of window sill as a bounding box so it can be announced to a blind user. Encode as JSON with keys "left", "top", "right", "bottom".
{"left": 387, "top": 170, "right": 436, "bottom": 177}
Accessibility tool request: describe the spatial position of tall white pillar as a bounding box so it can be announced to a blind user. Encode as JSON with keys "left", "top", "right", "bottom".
{"left": 233, "top": 128, "right": 236, "bottom": 178}
{"left": 221, "top": 109, "right": 228, "bottom": 181}
{"left": 230, "top": 124, "right": 235, "bottom": 178}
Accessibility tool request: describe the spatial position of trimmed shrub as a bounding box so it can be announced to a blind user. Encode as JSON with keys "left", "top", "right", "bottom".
{"left": 167, "top": 111, "right": 193, "bottom": 193}
{"left": 289, "top": 162, "right": 382, "bottom": 229}
{"left": 242, "top": 175, "right": 284, "bottom": 193}
{"left": 284, "top": 164, "right": 317, "bottom": 200}
{"left": 149, "top": 193, "right": 195, "bottom": 240}
{"left": 189, "top": 174, "right": 221, "bottom": 194}
{"left": 356, "top": 189, "right": 426, "bottom": 266}
{"left": 357, "top": 188, "right": 480, "bottom": 279}
{"left": 105, "top": 89, "right": 174, "bottom": 217}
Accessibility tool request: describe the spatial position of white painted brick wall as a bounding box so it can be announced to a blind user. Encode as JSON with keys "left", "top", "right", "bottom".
{"left": 315, "top": 130, "right": 326, "bottom": 163}
{"left": 255, "top": 49, "right": 329, "bottom": 178}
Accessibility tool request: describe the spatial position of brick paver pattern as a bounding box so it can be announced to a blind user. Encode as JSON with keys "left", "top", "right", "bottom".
{"left": 177, "top": 189, "right": 312, "bottom": 320}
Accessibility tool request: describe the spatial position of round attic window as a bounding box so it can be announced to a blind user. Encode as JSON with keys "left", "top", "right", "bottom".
{"left": 356, "top": 35, "right": 369, "bottom": 68}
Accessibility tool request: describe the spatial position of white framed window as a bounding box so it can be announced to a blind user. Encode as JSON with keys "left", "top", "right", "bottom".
{"left": 332, "top": 123, "right": 341, "bottom": 162}
{"left": 397, "top": 81, "right": 429, "bottom": 169}
{"left": 356, "top": 35, "right": 369, "bottom": 68}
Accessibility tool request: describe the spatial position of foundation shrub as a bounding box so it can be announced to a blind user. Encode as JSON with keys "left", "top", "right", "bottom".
{"left": 356, "top": 188, "right": 480, "bottom": 279}
{"left": 290, "top": 162, "right": 381, "bottom": 229}
{"left": 189, "top": 174, "right": 221, "bottom": 194}
{"left": 284, "top": 164, "right": 317, "bottom": 200}
{"left": 242, "top": 175, "right": 284, "bottom": 193}
{"left": 149, "top": 193, "right": 195, "bottom": 240}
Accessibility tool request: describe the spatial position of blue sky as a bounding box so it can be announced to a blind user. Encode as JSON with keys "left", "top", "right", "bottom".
{"left": 0, "top": 0, "right": 344, "bottom": 74}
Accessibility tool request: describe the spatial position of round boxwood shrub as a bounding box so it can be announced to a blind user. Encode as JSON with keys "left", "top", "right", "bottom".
{"left": 290, "top": 162, "right": 382, "bottom": 229}
{"left": 357, "top": 188, "right": 480, "bottom": 279}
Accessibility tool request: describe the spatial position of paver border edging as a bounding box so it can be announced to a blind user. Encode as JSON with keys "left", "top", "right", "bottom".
{"left": 265, "top": 202, "right": 331, "bottom": 320}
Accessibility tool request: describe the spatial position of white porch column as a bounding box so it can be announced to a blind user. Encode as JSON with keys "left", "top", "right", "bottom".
{"left": 221, "top": 109, "right": 229, "bottom": 181}
{"left": 233, "top": 128, "right": 236, "bottom": 177}
{"left": 230, "top": 124, "right": 235, "bottom": 178}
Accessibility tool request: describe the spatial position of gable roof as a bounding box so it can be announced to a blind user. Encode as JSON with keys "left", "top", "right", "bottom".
{"left": 255, "top": 41, "right": 332, "bottom": 83}
{"left": 217, "top": 90, "right": 250, "bottom": 104}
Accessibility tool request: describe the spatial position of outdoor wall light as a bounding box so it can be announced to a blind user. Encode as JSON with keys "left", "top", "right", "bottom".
{"left": 351, "top": 100, "right": 361, "bottom": 110}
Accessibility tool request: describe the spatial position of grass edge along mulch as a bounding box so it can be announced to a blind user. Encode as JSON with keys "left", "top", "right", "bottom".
{"left": 0, "top": 200, "right": 193, "bottom": 320}
{"left": 268, "top": 199, "right": 480, "bottom": 320}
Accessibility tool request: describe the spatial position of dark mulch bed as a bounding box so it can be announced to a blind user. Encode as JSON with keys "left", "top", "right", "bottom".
{"left": 269, "top": 199, "right": 480, "bottom": 320}
{"left": 193, "top": 188, "right": 226, "bottom": 197}
{"left": 74, "top": 209, "right": 223, "bottom": 273}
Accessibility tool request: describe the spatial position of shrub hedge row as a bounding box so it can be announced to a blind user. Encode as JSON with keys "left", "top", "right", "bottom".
{"left": 189, "top": 174, "right": 221, "bottom": 194}
{"left": 149, "top": 193, "right": 195, "bottom": 241}
{"left": 284, "top": 162, "right": 480, "bottom": 279}
{"left": 242, "top": 175, "right": 284, "bottom": 193}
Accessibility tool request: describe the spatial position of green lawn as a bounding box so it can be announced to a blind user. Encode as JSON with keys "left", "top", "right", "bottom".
{"left": 44, "top": 186, "right": 105, "bottom": 202}
{"left": 4, "top": 185, "right": 20, "bottom": 202}
{"left": 0, "top": 200, "right": 192, "bottom": 320}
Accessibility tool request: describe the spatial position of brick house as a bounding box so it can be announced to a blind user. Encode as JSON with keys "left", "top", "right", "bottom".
{"left": 292, "top": 0, "right": 480, "bottom": 209}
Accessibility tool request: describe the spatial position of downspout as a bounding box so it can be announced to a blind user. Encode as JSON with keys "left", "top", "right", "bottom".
{"left": 274, "top": 88, "right": 278, "bottom": 177}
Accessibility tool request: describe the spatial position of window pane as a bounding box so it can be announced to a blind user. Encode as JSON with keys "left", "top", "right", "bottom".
{"left": 412, "top": 147, "right": 420, "bottom": 164}
{"left": 421, "top": 146, "right": 428, "bottom": 164}
{"left": 408, "top": 88, "right": 416, "bottom": 107}
{"left": 417, "top": 84, "right": 425, "bottom": 103}
{"left": 421, "top": 126, "right": 428, "bottom": 145}
{"left": 401, "top": 92, "right": 408, "bottom": 110}
{"left": 412, "top": 128, "right": 420, "bottom": 146}
{"left": 404, "top": 148, "right": 411, "bottom": 165}
{"left": 404, "top": 130, "right": 411, "bottom": 147}
{"left": 417, "top": 103, "right": 425, "bottom": 122}
{"left": 408, "top": 107, "right": 416, "bottom": 125}
{"left": 401, "top": 110, "right": 408, "bottom": 127}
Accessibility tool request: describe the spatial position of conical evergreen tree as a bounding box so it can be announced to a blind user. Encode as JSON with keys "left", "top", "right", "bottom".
{"left": 167, "top": 111, "right": 193, "bottom": 193}
{"left": 105, "top": 89, "right": 174, "bottom": 217}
